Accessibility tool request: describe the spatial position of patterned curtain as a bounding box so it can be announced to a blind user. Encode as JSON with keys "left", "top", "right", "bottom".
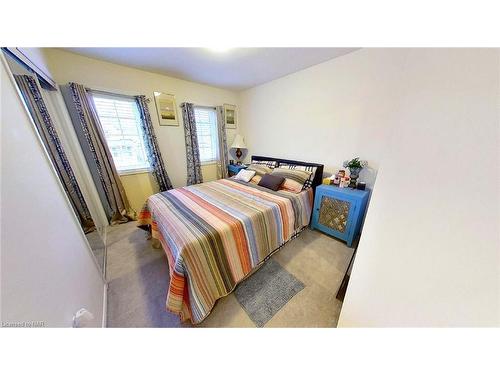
{"left": 181, "top": 102, "right": 203, "bottom": 185}
{"left": 14, "top": 75, "right": 96, "bottom": 233}
{"left": 135, "top": 96, "right": 173, "bottom": 191}
{"left": 67, "top": 82, "right": 135, "bottom": 224}
{"left": 215, "top": 106, "right": 229, "bottom": 179}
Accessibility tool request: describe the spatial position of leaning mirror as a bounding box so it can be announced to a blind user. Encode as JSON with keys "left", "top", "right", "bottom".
{"left": 4, "top": 50, "right": 107, "bottom": 277}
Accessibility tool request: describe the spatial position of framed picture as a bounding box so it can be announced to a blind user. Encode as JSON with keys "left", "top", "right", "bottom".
{"left": 154, "top": 92, "right": 178, "bottom": 126}
{"left": 224, "top": 104, "right": 237, "bottom": 129}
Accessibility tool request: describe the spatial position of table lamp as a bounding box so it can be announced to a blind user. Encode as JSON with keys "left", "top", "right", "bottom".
{"left": 230, "top": 134, "right": 247, "bottom": 164}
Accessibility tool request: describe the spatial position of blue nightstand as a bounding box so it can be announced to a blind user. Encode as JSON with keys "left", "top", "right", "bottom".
{"left": 228, "top": 164, "right": 247, "bottom": 177}
{"left": 311, "top": 185, "right": 369, "bottom": 247}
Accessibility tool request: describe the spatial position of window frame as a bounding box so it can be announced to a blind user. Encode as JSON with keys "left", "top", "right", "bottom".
{"left": 91, "top": 91, "right": 151, "bottom": 175}
{"left": 193, "top": 105, "right": 219, "bottom": 165}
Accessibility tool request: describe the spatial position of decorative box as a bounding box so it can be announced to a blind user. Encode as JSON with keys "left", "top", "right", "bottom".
{"left": 322, "top": 177, "right": 333, "bottom": 185}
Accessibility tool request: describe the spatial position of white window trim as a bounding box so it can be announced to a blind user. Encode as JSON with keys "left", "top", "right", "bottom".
{"left": 201, "top": 160, "right": 217, "bottom": 166}
{"left": 91, "top": 91, "right": 151, "bottom": 174}
{"left": 118, "top": 167, "right": 152, "bottom": 176}
{"left": 194, "top": 105, "right": 219, "bottom": 165}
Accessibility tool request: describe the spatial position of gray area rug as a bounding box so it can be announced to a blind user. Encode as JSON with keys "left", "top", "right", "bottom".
{"left": 234, "top": 258, "right": 305, "bottom": 327}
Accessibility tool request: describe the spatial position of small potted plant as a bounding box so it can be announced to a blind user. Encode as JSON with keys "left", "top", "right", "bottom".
{"left": 343, "top": 157, "right": 368, "bottom": 188}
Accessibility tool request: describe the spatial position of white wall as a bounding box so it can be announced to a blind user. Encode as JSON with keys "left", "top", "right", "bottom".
{"left": 337, "top": 49, "right": 500, "bottom": 327}
{"left": 240, "top": 48, "right": 499, "bottom": 326}
{"left": 0, "top": 56, "right": 105, "bottom": 327}
{"left": 7, "top": 48, "right": 56, "bottom": 88}
{"left": 43, "top": 48, "right": 240, "bottom": 188}
{"left": 239, "top": 49, "right": 409, "bottom": 188}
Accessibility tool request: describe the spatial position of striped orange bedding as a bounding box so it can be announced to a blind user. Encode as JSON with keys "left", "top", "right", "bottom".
{"left": 138, "top": 178, "right": 313, "bottom": 324}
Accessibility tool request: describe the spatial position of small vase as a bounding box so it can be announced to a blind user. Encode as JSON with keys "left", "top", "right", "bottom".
{"left": 348, "top": 167, "right": 362, "bottom": 188}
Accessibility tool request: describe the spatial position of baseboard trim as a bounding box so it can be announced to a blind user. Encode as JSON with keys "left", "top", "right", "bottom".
{"left": 336, "top": 275, "right": 349, "bottom": 302}
{"left": 101, "top": 225, "right": 108, "bottom": 327}
{"left": 102, "top": 283, "right": 108, "bottom": 327}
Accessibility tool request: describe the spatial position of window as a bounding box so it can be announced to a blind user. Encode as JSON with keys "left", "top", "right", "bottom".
{"left": 194, "top": 107, "right": 219, "bottom": 164}
{"left": 92, "top": 93, "right": 150, "bottom": 173}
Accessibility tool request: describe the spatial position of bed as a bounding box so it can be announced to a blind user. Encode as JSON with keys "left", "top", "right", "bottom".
{"left": 138, "top": 156, "right": 324, "bottom": 324}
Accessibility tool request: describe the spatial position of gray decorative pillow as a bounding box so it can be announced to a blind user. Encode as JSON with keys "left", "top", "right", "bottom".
{"left": 258, "top": 174, "right": 285, "bottom": 191}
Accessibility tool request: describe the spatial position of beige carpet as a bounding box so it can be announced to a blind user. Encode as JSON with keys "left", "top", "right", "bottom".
{"left": 105, "top": 221, "right": 353, "bottom": 328}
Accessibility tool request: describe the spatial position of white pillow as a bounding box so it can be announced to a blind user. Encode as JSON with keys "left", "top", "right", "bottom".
{"left": 234, "top": 169, "right": 256, "bottom": 182}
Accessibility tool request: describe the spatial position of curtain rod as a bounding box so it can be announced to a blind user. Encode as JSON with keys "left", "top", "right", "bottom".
{"left": 193, "top": 104, "right": 217, "bottom": 110}
{"left": 89, "top": 88, "right": 152, "bottom": 102}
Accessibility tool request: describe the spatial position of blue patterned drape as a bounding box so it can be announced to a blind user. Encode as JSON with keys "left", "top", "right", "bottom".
{"left": 216, "top": 106, "right": 229, "bottom": 179}
{"left": 67, "top": 82, "right": 135, "bottom": 224}
{"left": 14, "top": 75, "right": 96, "bottom": 233}
{"left": 135, "top": 96, "right": 173, "bottom": 191}
{"left": 181, "top": 102, "right": 203, "bottom": 185}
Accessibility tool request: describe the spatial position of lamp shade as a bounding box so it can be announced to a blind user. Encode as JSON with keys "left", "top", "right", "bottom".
{"left": 230, "top": 134, "right": 247, "bottom": 149}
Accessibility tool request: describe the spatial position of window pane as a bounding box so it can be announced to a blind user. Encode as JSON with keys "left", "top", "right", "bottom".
{"left": 194, "top": 107, "right": 218, "bottom": 163}
{"left": 92, "top": 93, "right": 150, "bottom": 172}
{"left": 99, "top": 116, "right": 122, "bottom": 137}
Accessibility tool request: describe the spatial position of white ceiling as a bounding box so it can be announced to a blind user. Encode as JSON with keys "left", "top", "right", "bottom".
{"left": 63, "top": 48, "right": 359, "bottom": 91}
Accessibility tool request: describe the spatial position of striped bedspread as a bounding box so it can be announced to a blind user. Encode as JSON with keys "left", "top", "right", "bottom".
{"left": 138, "top": 178, "right": 313, "bottom": 324}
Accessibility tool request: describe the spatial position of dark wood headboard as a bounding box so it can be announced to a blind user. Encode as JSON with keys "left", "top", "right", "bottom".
{"left": 251, "top": 155, "right": 324, "bottom": 192}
